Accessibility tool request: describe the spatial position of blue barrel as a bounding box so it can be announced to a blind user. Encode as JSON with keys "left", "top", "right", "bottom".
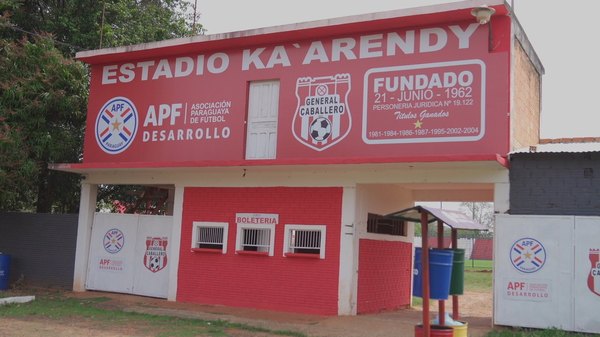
{"left": 413, "top": 247, "right": 454, "bottom": 300}
{"left": 0, "top": 253, "right": 11, "bottom": 290}
{"left": 413, "top": 247, "right": 423, "bottom": 297}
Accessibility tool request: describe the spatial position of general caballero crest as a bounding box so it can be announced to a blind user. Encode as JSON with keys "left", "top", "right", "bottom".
{"left": 95, "top": 96, "right": 138, "bottom": 154}
{"left": 588, "top": 248, "right": 600, "bottom": 296}
{"left": 292, "top": 74, "right": 351, "bottom": 151}
{"left": 144, "top": 236, "right": 168, "bottom": 273}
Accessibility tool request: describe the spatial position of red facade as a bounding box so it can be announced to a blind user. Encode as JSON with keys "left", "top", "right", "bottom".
{"left": 178, "top": 187, "right": 342, "bottom": 315}
{"left": 80, "top": 16, "right": 511, "bottom": 167}
{"left": 357, "top": 239, "right": 413, "bottom": 314}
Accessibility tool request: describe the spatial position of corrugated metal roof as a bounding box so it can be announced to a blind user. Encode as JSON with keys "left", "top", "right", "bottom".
{"left": 385, "top": 205, "right": 487, "bottom": 231}
{"left": 511, "top": 141, "right": 600, "bottom": 154}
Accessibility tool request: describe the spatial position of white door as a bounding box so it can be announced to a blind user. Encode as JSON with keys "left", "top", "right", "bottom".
{"left": 132, "top": 215, "right": 172, "bottom": 298}
{"left": 246, "top": 81, "right": 280, "bottom": 159}
{"left": 86, "top": 213, "right": 173, "bottom": 298}
{"left": 86, "top": 213, "right": 139, "bottom": 294}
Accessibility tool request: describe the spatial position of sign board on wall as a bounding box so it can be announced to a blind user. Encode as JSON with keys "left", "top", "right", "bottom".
{"left": 494, "top": 215, "right": 574, "bottom": 331}
{"left": 82, "top": 17, "right": 510, "bottom": 166}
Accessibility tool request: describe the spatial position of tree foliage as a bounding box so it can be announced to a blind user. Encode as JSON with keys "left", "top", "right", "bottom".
{"left": 460, "top": 202, "right": 495, "bottom": 231}
{"left": 0, "top": 1, "right": 199, "bottom": 213}
{"left": 4, "top": 0, "right": 200, "bottom": 53}
{"left": 0, "top": 35, "right": 88, "bottom": 212}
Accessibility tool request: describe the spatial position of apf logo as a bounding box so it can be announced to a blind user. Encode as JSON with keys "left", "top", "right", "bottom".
{"left": 95, "top": 97, "right": 138, "bottom": 154}
{"left": 292, "top": 74, "right": 351, "bottom": 151}
{"left": 103, "top": 228, "right": 124, "bottom": 254}
{"left": 510, "top": 237, "right": 546, "bottom": 273}
{"left": 587, "top": 249, "right": 600, "bottom": 296}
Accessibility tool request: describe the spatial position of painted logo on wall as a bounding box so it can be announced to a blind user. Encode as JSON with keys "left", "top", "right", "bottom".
{"left": 103, "top": 228, "right": 125, "bottom": 254}
{"left": 292, "top": 74, "right": 351, "bottom": 151}
{"left": 588, "top": 249, "right": 600, "bottom": 296}
{"left": 510, "top": 237, "right": 546, "bottom": 273}
{"left": 144, "top": 236, "right": 168, "bottom": 273}
{"left": 95, "top": 97, "right": 138, "bottom": 154}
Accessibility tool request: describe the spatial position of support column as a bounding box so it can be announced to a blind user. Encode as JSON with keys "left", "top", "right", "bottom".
{"left": 338, "top": 186, "right": 357, "bottom": 315}
{"left": 451, "top": 228, "right": 460, "bottom": 320}
{"left": 494, "top": 182, "right": 510, "bottom": 214}
{"left": 437, "top": 220, "right": 445, "bottom": 326}
{"left": 167, "top": 185, "right": 185, "bottom": 301}
{"left": 72, "top": 182, "right": 97, "bottom": 292}
{"left": 421, "top": 212, "right": 430, "bottom": 337}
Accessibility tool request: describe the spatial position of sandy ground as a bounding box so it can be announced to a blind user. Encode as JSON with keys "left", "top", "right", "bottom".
{"left": 0, "top": 290, "right": 493, "bottom": 337}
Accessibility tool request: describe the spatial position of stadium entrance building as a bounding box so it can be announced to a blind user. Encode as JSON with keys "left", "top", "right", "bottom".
{"left": 55, "top": 0, "right": 543, "bottom": 315}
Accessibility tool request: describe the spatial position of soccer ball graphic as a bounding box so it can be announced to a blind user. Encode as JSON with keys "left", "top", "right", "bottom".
{"left": 310, "top": 117, "right": 332, "bottom": 141}
{"left": 149, "top": 257, "right": 160, "bottom": 270}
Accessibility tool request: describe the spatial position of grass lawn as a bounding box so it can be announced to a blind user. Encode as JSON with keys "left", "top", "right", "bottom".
{"left": 465, "top": 259, "right": 493, "bottom": 270}
{"left": 0, "top": 291, "right": 305, "bottom": 337}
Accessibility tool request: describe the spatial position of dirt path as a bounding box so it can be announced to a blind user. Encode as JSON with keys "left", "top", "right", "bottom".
{"left": 0, "top": 290, "right": 493, "bottom": 337}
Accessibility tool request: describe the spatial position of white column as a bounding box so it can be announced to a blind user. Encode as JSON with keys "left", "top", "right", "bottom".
{"left": 72, "top": 182, "right": 97, "bottom": 292}
{"left": 338, "top": 186, "right": 358, "bottom": 315}
{"left": 167, "top": 185, "right": 185, "bottom": 301}
{"left": 494, "top": 182, "right": 510, "bottom": 214}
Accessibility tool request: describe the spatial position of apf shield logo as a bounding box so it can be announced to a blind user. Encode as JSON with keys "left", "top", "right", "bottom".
{"left": 510, "top": 237, "right": 546, "bottom": 273}
{"left": 292, "top": 74, "right": 351, "bottom": 151}
{"left": 587, "top": 249, "right": 600, "bottom": 296}
{"left": 95, "top": 97, "right": 138, "bottom": 154}
{"left": 144, "top": 237, "right": 168, "bottom": 273}
{"left": 103, "top": 228, "right": 124, "bottom": 254}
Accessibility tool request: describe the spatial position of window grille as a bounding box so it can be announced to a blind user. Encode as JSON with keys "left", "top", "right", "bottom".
{"left": 241, "top": 228, "right": 271, "bottom": 252}
{"left": 235, "top": 223, "right": 276, "bottom": 256}
{"left": 192, "top": 222, "right": 228, "bottom": 253}
{"left": 367, "top": 213, "right": 406, "bottom": 236}
{"left": 289, "top": 229, "right": 321, "bottom": 254}
{"left": 283, "top": 225, "right": 326, "bottom": 259}
{"left": 197, "top": 226, "right": 224, "bottom": 250}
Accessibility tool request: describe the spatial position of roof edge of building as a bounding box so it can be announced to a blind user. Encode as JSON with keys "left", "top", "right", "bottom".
{"left": 76, "top": 0, "right": 507, "bottom": 64}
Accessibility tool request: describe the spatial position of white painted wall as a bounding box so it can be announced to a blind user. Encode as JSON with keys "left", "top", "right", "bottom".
{"left": 495, "top": 215, "right": 575, "bottom": 331}
{"left": 79, "top": 161, "right": 508, "bottom": 188}
{"left": 338, "top": 186, "right": 357, "bottom": 315}
{"left": 355, "top": 184, "right": 415, "bottom": 243}
{"left": 167, "top": 185, "right": 185, "bottom": 301}
{"left": 73, "top": 183, "right": 97, "bottom": 292}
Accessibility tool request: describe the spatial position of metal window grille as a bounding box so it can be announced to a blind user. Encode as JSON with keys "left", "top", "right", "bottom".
{"left": 289, "top": 229, "right": 321, "bottom": 254}
{"left": 241, "top": 228, "right": 271, "bottom": 252}
{"left": 197, "top": 226, "right": 224, "bottom": 249}
{"left": 367, "top": 213, "right": 406, "bottom": 236}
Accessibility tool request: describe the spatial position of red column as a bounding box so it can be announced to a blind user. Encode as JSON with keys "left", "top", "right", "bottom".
{"left": 437, "top": 220, "right": 445, "bottom": 326}
{"left": 421, "top": 212, "right": 430, "bottom": 337}
{"left": 451, "top": 228, "right": 459, "bottom": 320}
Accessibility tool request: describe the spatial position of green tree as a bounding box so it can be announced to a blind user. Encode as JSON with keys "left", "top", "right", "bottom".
{"left": 460, "top": 202, "right": 495, "bottom": 231}
{"left": 0, "top": 35, "right": 88, "bottom": 212}
{"left": 5, "top": 0, "right": 200, "bottom": 54}
{"left": 0, "top": 0, "right": 200, "bottom": 213}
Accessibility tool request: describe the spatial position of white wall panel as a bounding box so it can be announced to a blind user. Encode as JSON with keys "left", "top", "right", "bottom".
{"left": 494, "top": 215, "right": 574, "bottom": 330}
{"left": 86, "top": 213, "right": 139, "bottom": 294}
{"left": 573, "top": 217, "right": 600, "bottom": 333}
{"left": 86, "top": 213, "right": 173, "bottom": 299}
{"left": 132, "top": 215, "right": 173, "bottom": 298}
